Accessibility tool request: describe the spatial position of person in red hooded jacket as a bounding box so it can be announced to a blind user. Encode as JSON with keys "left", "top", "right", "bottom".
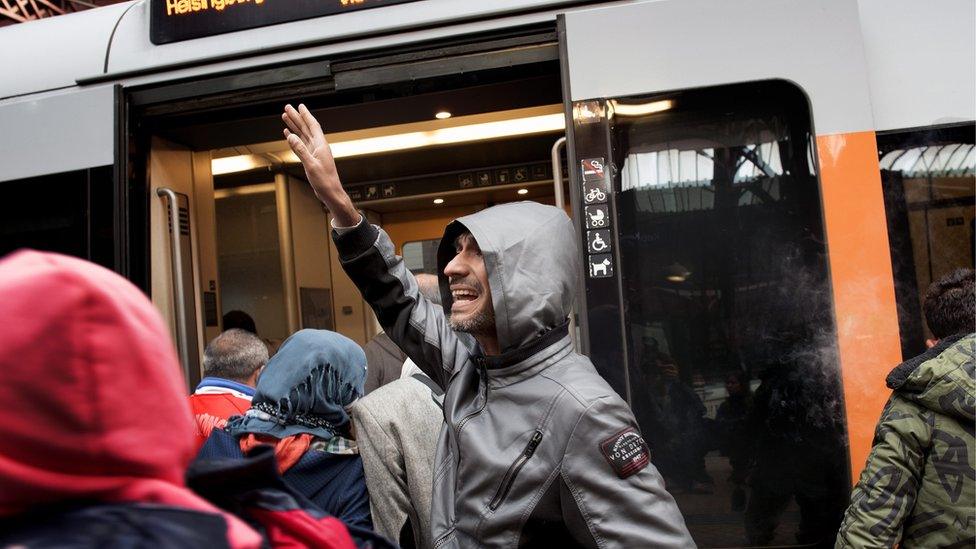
{"left": 0, "top": 251, "right": 267, "bottom": 548}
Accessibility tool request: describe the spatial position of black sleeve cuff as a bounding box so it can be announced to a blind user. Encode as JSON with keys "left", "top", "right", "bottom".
{"left": 332, "top": 216, "right": 379, "bottom": 261}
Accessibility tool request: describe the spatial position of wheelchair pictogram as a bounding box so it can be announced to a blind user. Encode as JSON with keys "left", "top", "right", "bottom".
{"left": 588, "top": 230, "right": 610, "bottom": 253}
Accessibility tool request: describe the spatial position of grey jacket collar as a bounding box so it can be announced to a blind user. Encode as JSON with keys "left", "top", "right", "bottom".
{"left": 483, "top": 323, "right": 573, "bottom": 387}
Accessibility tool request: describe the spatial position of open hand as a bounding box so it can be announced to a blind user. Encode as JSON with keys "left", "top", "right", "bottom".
{"left": 282, "top": 104, "right": 357, "bottom": 225}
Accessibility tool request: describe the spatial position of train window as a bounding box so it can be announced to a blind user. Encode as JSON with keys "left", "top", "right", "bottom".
{"left": 402, "top": 238, "right": 440, "bottom": 274}
{"left": 879, "top": 124, "right": 975, "bottom": 358}
{"left": 0, "top": 167, "right": 114, "bottom": 269}
{"left": 610, "top": 81, "right": 849, "bottom": 547}
{"left": 214, "top": 186, "right": 290, "bottom": 341}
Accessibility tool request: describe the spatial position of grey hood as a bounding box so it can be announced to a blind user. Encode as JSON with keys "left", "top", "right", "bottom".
{"left": 436, "top": 202, "right": 580, "bottom": 353}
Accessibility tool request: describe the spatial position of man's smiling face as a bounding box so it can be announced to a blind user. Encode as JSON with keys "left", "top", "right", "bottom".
{"left": 443, "top": 232, "right": 495, "bottom": 336}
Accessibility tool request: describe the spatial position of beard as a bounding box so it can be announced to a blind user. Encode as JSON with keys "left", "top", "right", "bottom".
{"left": 449, "top": 302, "right": 496, "bottom": 335}
{"left": 447, "top": 275, "right": 496, "bottom": 335}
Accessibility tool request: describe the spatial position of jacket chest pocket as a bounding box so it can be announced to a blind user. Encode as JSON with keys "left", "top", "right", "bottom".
{"left": 489, "top": 430, "right": 544, "bottom": 511}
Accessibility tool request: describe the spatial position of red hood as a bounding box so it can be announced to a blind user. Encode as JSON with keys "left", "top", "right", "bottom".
{"left": 0, "top": 251, "right": 260, "bottom": 547}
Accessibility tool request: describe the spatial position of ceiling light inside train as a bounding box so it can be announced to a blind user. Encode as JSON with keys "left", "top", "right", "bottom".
{"left": 517, "top": 188, "right": 529, "bottom": 195}
{"left": 610, "top": 99, "right": 674, "bottom": 117}
{"left": 211, "top": 154, "right": 269, "bottom": 175}
{"left": 433, "top": 198, "right": 445, "bottom": 204}
{"left": 212, "top": 106, "right": 565, "bottom": 175}
{"left": 435, "top": 110, "right": 452, "bottom": 119}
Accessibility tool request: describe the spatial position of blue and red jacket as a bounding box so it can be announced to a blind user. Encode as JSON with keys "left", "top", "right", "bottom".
{"left": 190, "top": 444, "right": 393, "bottom": 549}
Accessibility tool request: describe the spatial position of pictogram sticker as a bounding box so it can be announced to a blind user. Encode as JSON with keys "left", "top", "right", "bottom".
{"left": 584, "top": 205, "right": 609, "bottom": 229}
{"left": 583, "top": 181, "right": 609, "bottom": 205}
{"left": 588, "top": 253, "right": 613, "bottom": 278}
{"left": 587, "top": 230, "right": 611, "bottom": 254}
{"left": 581, "top": 158, "right": 606, "bottom": 182}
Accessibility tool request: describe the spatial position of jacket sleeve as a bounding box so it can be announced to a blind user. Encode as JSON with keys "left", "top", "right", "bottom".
{"left": 333, "top": 217, "right": 472, "bottom": 389}
{"left": 835, "top": 394, "right": 930, "bottom": 549}
{"left": 558, "top": 397, "right": 695, "bottom": 548}
{"left": 350, "top": 402, "right": 410, "bottom": 542}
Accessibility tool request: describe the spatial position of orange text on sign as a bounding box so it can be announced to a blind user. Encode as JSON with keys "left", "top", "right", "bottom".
{"left": 166, "top": 0, "right": 265, "bottom": 16}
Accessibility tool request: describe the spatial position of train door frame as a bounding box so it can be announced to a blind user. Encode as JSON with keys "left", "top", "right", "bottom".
{"left": 556, "top": 0, "right": 901, "bottom": 484}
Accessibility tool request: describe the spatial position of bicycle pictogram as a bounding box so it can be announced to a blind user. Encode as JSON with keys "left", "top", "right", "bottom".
{"left": 585, "top": 187, "right": 607, "bottom": 203}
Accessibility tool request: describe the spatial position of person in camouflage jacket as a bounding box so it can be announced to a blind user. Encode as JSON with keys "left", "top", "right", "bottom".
{"left": 836, "top": 268, "right": 975, "bottom": 549}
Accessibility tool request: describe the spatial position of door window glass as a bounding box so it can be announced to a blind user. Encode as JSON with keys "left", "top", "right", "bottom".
{"left": 402, "top": 238, "right": 440, "bottom": 274}
{"left": 215, "top": 187, "right": 289, "bottom": 341}
{"left": 611, "top": 81, "right": 849, "bottom": 547}
{"left": 0, "top": 168, "right": 114, "bottom": 269}
{"left": 879, "top": 124, "right": 975, "bottom": 357}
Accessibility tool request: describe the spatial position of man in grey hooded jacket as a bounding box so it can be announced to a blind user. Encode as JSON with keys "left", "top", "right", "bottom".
{"left": 283, "top": 103, "right": 693, "bottom": 548}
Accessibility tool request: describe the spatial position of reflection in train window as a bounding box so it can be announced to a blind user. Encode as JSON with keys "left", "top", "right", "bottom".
{"left": 879, "top": 124, "right": 975, "bottom": 358}
{"left": 611, "top": 81, "right": 849, "bottom": 547}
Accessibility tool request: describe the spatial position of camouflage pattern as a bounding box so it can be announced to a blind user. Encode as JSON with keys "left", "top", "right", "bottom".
{"left": 836, "top": 333, "right": 975, "bottom": 549}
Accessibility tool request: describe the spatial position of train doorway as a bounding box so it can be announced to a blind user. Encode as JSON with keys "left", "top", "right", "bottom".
{"left": 130, "top": 36, "right": 566, "bottom": 381}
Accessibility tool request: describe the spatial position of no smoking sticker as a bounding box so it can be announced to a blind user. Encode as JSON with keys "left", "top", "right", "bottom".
{"left": 581, "top": 158, "right": 606, "bottom": 182}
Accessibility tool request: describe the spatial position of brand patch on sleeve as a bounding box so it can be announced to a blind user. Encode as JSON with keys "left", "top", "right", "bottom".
{"left": 600, "top": 427, "right": 650, "bottom": 479}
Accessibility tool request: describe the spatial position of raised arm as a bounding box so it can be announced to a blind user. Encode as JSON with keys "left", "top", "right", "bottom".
{"left": 282, "top": 104, "right": 471, "bottom": 387}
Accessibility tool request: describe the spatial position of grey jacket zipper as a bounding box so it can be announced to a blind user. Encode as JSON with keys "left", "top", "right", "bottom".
{"left": 456, "top": 357, "right": 490, "bottom": 434}
{"left": 489, "top": 430, "right": 544, "bottom": 511}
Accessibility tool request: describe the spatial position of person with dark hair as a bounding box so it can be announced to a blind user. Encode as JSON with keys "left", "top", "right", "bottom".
{"left": 223, "top": 310, "right": 258, "bottom": 334}
{"left": 922, "top": 267, "right": 975, "bottom": 347}
{"left": 0, "top": 251, "right": 262, "bottom": 549}
{"left": 715, "top": 370, "right": 753, "bottom": 511}
{"left": 197, "top": 329, "right": 373, "bottom": 531}
{"left": 189, "top": 328, "right": 270, "bottom": 450}
{"left": 836, "top": 268, "right": 975, "bottom": 548}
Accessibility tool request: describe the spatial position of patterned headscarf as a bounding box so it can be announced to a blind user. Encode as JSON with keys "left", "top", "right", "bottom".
{"left": 227, "top": 329, "right": 366, "bottom": 441}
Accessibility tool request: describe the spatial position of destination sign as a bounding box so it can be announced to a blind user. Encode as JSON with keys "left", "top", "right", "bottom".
{"left": 151, "top": 0, "right": 420, "bottom": 45}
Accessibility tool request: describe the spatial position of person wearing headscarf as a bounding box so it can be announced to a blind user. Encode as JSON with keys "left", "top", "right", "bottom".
{"left": 197, "top": 329, "right": 372, "bottom": 530}
{"left": 0, "top": 250, "right": 262, "bottom": 549}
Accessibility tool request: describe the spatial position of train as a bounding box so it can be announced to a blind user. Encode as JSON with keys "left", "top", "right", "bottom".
{"left": 1, "top": 0, "right": 973, "bottom": 545}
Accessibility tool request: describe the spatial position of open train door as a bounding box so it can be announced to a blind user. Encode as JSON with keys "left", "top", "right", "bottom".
{"left": 558, "top": 0, "right": 901, "bottom": 545}
{"left": 148, "top": 139, "right": 221, "bottom": 391}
